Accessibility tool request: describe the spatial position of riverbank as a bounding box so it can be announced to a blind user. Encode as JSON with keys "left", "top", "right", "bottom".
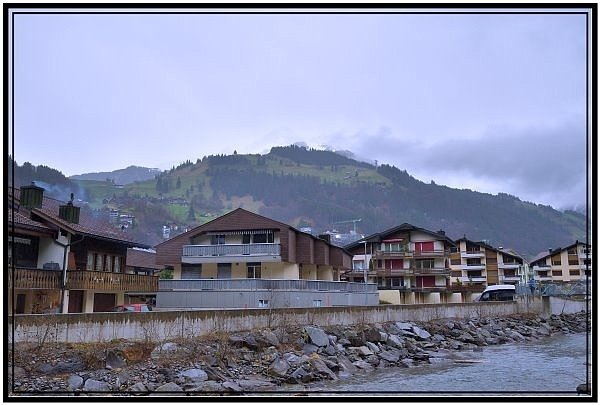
{"left": 8, "top": 311, "right": 589, "bottom": 395}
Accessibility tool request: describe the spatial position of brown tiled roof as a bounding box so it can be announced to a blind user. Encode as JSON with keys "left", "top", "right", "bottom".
{"left": 10, "top": 187, "right": 147, "bottom": 247}
{"left": 126, "top": 248, "right": 161, "bottom": 270}
{"left": 8, "top": 208, "right": 55, "bottom": 234}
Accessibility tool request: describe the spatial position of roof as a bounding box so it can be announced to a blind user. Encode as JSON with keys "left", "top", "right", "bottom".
{"left": 156, "top": 207, "right": 349, "bottom": 253}
{"left": 8, "top": 208, "right": 54, "bottom": 233}
{"left": 345, "top": 223, "right": 456, "bottom": 250}
{"left": 126, "top": 248, "right": 161, "bottom": 270}
{"left": 529, "top": 240, "right": 590, "bottom": 264}
{"left": 9, "top": 187, "right": 149, "bottom": 247}
{"left": 454, "top": 237, "right": 524, "bottom": 261}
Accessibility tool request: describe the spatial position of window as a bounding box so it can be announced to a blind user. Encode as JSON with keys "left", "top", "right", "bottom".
{"left": 551, "top": 256, "right": 561, "bottom": 266}
{"left": 450, "top": 258, "right": 461, "bottom": 265}
{"left": 567, "top": 248, "right": 577, "bottom": 255}
{"left": 114, "top": 256, "right": 120, "bottom": 272}
{"left": 247, "top": 262, "right": 261, "bottom": 279}
{"left": 242, "top": 234, "right": 251, "bottom": 244}
{"left": 9, "top": 235, "right": 38, "bottom": 268}
{"left": 258, "top": 299, "right": 270, "bottom": 308}
{"left": 95, "top": 254, "right": 103, "bottom": 271}
{"left": 415, "top": 242, "right": 434, "bottom": 252}
{"left": 211, "top": 234, "right": 226, "bottom": 245}
{"left": 105, "top": 255, "right": 112, "bottom": 272}
{"left": 450, "top": 247, "right": 458, "bottom": 253}
{"left": 415, "top": 259, "right": 435, "bottom": 269}
{"left": 391, "top": 277, "right": 402, "bottom": 287}
{"left": 568, "top": 259, "right": 579, "bottom": 265}
{"left": 552, "top": 270, "right": 562, "bottom": 277}
{"left": 569, "top": 270, "right": 581, "bottom": 276}
{"left": 466, "top": 258, "right": 482, "bottom": 266}
{"left": 252, "top": 233, "right": 274, "bottom": 243}
{"left": 312, "top": 300, "right": 322, "bottom": 307}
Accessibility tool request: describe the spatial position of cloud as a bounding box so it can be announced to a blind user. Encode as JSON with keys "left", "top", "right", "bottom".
{"left": 324, "top": 119, "right": 587, "bottom": 209}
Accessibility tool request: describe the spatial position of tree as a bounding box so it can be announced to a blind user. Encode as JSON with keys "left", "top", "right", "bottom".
{"left": 176, "top": 176, "right": 182, "bottom": 189}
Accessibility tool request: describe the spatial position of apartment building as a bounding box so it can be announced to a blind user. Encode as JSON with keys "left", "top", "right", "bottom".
{"left": 8, "top": 184, "right": 158, "bottom": 314}
{"left": 154, "top": 208, "right": 378, "bottom": 308}
{"left": 529, "top": 241, "right": 592, "bottom": 284}
{"left": 344, "top": 224, "right": 455, "bottom": 303}
{"left": 449, "top": 238, "right": 525, "bottom": 293}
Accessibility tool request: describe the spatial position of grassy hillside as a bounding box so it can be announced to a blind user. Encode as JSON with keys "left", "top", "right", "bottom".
{"left": 72, "top": 146, "right": 587, "bottom": 258}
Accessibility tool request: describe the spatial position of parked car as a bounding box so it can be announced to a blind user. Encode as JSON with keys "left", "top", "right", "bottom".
{"left": 112, "top": 303, "right": 152, "bottom": 312}
{"left": 476, "top": 284, "right": 516, "bottom": 302}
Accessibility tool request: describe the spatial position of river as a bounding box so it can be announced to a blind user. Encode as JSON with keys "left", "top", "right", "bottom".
{"left": 282, "top": 332, "right": 590, "bottom": 396}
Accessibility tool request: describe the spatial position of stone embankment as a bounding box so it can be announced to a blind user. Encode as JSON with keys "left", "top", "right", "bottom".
{"left": 9, "top": 312, "right": 589, "bottom": 395}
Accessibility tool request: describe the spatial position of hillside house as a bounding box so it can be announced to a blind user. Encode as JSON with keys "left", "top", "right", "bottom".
{"left": 154, "top": 208, "right": 378, "bottom": 308}
{"left": 344, "top": 224, "right": 455, "bottom": 304}
{"left": 8, "top": 185, "right": 158, "bottom": 314}
{"left": 529, "top": 241, "right": 591, "bottom": 284}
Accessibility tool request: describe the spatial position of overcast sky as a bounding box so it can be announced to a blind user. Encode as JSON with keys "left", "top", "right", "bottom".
{"left": 10, "top": 10, "right": 589, "bottom": 210}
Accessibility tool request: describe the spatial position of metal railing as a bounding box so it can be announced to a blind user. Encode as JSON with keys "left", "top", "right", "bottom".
{"left": 159, "top": 278, "right": 378, "bottom": 293}
{"left": 183, "top": 243, "right": 281, "bottom": 257}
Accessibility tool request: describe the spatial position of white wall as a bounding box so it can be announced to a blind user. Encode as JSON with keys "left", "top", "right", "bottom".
{"left": 37, "top": 235, "right": 69, "bottom": 269}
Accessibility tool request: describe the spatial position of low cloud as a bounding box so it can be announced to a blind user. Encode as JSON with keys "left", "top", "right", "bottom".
{"left": 325, "top": 120, "right": 587, "bottom": 210}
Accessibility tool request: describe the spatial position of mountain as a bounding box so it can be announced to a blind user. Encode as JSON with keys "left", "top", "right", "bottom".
{"left": 69, "top": 166, "right": 162, "bottom": 185}
{"left": 20, "top": 146, "right": 587, "bottom": 259}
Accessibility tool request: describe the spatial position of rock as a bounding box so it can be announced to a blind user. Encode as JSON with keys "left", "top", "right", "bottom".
{"left": 222, "top": 380, "right": 242, "bottom": 392}
{"left": 379, "top": 332, "right": 389, "bottom": 342}
{"left": 267, "top": 358, "right": 290, "bottom": 378}
{"left": 366, "top": 355, "right": 380, "bottom": 367}
{"left": 302, "top": 343, "right": 319, "bottom": 355}
{"left": 236, "top": 377, "right": 276, "bottom": 391}
{"left": 365, "top": 341, "right": 380, "bottom": 354}
{"left": 282, "top": 352, "right": 302, "bottom": 365}
{"left": 400, "top": 358, "right": 414, "bottom": 368}
{"left": 337, "top": 338, "right": 351, "bottom": 346}
{"left": 67, "top": 375, "right": 84, "bottom": 390}
{"left": 310, "top": 358, "right": 338, "bottom": 380}
{"left": 396, "top": 322, "right": 413, "bottom": 330}
{"left": 412, "top": 326, "right": 431, "bottom": 340}
{"left": 37, "top": 363, "right": 54, "bottom": 374}
{"left": 258, "top": 330, "right": 280, "bottom": 347}
{"left": 187, "top": 380, "right": 224, "bottom": 392}
{"left": 83, "top": 378, "right": 110, "bottom": 392}
{"left": 105, "top": 350, "right": 127, "bottom": 369}
{"left": 378, "top": 350, "right": 400, "bottom": 363}
{"left": 387, "top": 334, "right": 405, "bottom": 349}
{"left": 289, "top": 366, "right": 311, "bottom": 384}
{"left": 204, "top": 366, "right": 228, "bottom": 382}
{"left": 364, "top": 327, "right": 382, "bottom": 343}
{"left": 458, "top": 332, "right": 476, "bottom": 343}
{"left": 337, "top": 355, "right": 358, "bottom": 373}
{"left": 352, "top": 360, "right": 373, "bottom": 371}
{"left": 128, "top": 382, "right": 148, "bottom": 392}
{"left": 357, "top": 346, "right": 374, "bottom": 356}
{"left": 304, "top": 326, "right": 329, "bottom": 347}
{"left": 180, "top": 368, "right": 208, "bottom": 382}
{"left": 323, "top": 345, "right": 337, "bottom": 356}
{"left": 328, "top": 334, "right": 338, "bottom": 346}
{"left": 150, "top": 342, "right": 179, "bottom": 360}
{"left": 155, "top": 382, "right": 183, "bottom": 392}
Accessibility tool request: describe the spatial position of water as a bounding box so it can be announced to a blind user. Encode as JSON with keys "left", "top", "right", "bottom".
{"left": 286, "top": 333, "right": 590, "bottom": 396}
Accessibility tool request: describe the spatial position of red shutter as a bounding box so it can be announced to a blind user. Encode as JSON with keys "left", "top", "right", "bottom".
{"left": 422, "top": 242, "right": 434, "bottom": 252}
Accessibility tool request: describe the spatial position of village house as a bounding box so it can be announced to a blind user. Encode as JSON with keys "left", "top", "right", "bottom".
{"left": 8, "top": 184, "right": 158, "bottom": 314}
{"left": 448, "top": 237, "right": 526, "bottom": 298}
{"left": 529, "top": 241, "right": 591, "bottom": 284}
{"left": 344, "top": 224, "right": 456, "bottom": 304}
{"left": 154, "top": 208, "right": 378, "bottom": 308}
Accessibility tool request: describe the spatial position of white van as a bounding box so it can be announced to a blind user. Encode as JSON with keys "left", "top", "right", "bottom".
{"left": 476, "top": 284, "right": 516, "bottom": 302}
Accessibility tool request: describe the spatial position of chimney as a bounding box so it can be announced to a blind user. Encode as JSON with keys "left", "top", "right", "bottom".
{"left": 20, "top": 183, "right": 44, "bottom": 209}
{"left": 59, "top": 193, "right": 80, "bottom": 224}
{"left": 548, "top": 248, "right": 553, "bottom": 254}
{"left": 318, "top": 234, "right": 331, "bottom": 244}
{"left": 438, "top": 230, "right": 445, "bottom": 236}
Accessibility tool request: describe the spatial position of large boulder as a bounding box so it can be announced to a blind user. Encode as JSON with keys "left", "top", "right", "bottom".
{"left": 83, "top": 378, "right": 110, "bottom": 392}
{"left": 267, "top": 358, "right": 290, "bottom": 378}
{"left": 387, "top": 334, "right": 405, "bottom": 349}
{"left": 67, "top": 375, "right": 84, "bottom": 391}
{"left": 155, "top": 382, "right": 183, "bottom": 392}
{"left": 378, "top": 350, "right": 400, "bottom": 363}
{"left": 411, "top": 326, "right": 431, "bottom": 340}
{"left": 180, "top": 368, "right": 208, "bottom": 382}
{"left": 105, "top": 350, "right": 127, "bottom": 369}
{"left": 304, "top": 326, "right": 329, "bottom": 347}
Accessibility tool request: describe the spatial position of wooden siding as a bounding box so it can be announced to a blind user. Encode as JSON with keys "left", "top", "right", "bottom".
{"left": 314, "top": 239, "right": 330, "bottom": 266}
{"left": 295, "top": 232, "right": 314, "bottom": 264}
{"left": 329, "top": 246, "right": 352, "bottom": 270}
{"left": 485, "top": 250, "right": 499, "bottom": 284}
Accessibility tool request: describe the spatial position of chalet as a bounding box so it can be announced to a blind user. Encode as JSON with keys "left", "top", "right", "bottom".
{"left": 344, "top": 224, "right": 455, "bottom": 304}
{"left": 8, "top": 184, "right": 158, "bottom": 314}
{"left": 448, "top": 237, "right": 526, "bottom": 297}
{"left": 154, "top": 208, "right": 378, "bottom": 308}
{"left": 529, "top": 241, "right": 591, "bottom": 284}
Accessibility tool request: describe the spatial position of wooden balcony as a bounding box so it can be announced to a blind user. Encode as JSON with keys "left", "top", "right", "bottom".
{"left": 8, "top": 268, "right": 62, "bottom": 290}
{"left": 66, "top": 271, "right": 158, "bottom": 292}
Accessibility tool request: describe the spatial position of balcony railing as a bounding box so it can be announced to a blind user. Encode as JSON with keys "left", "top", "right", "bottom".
{"left": 183, "top": 243, "right": 281, "bottom": 259}
{"left": 66, "top": 271, "right": 158, "bottom": 292}
{"left": 448, "top": 284, "right": 486, "bottom": 293}
{"left": 460, "top": 250, "right": 485, "bottom": 258}
{"left": 373, "top": 249, "right": 412, "bottom": 258}
{"left": 411, "top": 286, "right": 448, "bottom": 293}
{"left": 499, "top": 263, "right": 520, "bottom": 269}
{"left": 461, "top": 264, "right": 486, "bottom": 271}
{"left": 532, "top": 265, "right": 551, "bottom": 272}
{"left": 411, "top": 267, "right": 450, "bottom": 275}
{"left": 8, "top": 268, "right": 62, "bottom": 290}
{"left": 159, "top": 278, "right": 378, "bottom": 293}
{"left": 412, "top": 249, "right": 447, "bottom": 257}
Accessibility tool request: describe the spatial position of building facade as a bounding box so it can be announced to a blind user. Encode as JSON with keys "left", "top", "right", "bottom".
{"left": 449, "top": 238, "right": 526, "bottom": 293}
{"left": 344, "top": 224, "right": 456, "bottom": 303}
{"left": 529, "top": 241, "right": 592, "bottom": 284}
{"left": 154, "top": 208, "right": 378, "bottom": 308}
{"left": 8, "top": 185, "right": 158, "bottom": 314}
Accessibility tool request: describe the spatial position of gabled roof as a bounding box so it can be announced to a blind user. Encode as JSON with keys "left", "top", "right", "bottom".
{"left": 454, "top": 237, "right": 525, "bottom": 262}
{"left": 345, "top": 223, "right": 455, "bottom": 250}
{"left": 9, "top": 187, "right": 149, "bottom": 247}
{"left": 530, "top": 241, "right": 590, "bottom": 264}
{"left": 126, "top": 248, "right": 161, "bottom": 270}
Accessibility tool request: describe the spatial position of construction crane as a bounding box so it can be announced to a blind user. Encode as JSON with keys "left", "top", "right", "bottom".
{"left": 332, "top": 218, "right": 362, "bottom": 234}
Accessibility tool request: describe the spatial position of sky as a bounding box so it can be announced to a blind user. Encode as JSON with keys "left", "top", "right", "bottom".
{"left": 9, "top": 9, "right": 590, "bottom": 211}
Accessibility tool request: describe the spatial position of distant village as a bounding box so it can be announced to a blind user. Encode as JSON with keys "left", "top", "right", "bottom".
{"left": 9, "top": 183, "right": 591, "bottom": 314}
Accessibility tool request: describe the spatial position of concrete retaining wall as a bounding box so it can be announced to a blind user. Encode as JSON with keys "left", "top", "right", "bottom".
{"left": 8, "top": 298, "right": 552, "bottom": 344}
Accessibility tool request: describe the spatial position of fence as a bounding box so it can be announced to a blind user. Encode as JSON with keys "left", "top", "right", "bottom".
{"left": 160, "top": 278, "right": 378, "bottom": 293}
